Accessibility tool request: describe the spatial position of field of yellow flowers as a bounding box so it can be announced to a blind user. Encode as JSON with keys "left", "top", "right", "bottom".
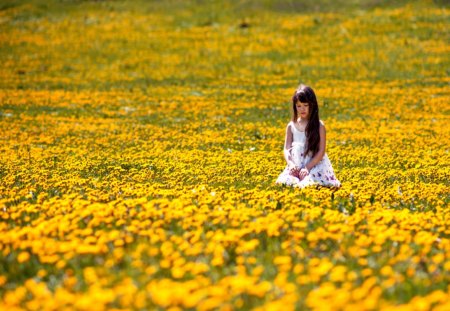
{"left": 1, "top": 0, "right": 449, "bottom": 310}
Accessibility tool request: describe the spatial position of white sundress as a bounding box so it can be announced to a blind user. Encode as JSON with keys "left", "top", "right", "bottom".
{"left": 276, "top": 121, "right": 341, "bottom": 188}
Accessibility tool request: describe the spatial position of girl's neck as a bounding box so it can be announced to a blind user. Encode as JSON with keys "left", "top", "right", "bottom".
{"left": 297, "top": 118, "right": 309, "bottom": 125}
{"left": 296, "top": 118, "right": 308, "bottom": 131}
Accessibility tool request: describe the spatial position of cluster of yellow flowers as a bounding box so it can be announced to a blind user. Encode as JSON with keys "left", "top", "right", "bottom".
{"left": 1, "top": 1, "right": 449, "bottom": 310}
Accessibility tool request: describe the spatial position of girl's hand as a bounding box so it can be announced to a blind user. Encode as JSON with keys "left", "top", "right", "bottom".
{"left": 289, "top": 166, "right": 300, "bottom": 178}
{"left": 299, "top": 168, "right": 309, "bottom": 180}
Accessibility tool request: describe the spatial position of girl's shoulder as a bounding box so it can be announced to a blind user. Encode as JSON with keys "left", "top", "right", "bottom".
{"left": 319, "top": 120, "right": 326, "bottom": 135}
{"left": 285, "top": 121, "right": 297, "bottom": 134}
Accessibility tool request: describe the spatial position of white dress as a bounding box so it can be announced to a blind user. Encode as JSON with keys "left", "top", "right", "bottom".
{"left": 276, "top": 121, "right": 341, "bottom": 188}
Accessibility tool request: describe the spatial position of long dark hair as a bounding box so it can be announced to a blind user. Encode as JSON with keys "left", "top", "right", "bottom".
{"left": 291, "top": 84, "right": 320, "bottom": 157}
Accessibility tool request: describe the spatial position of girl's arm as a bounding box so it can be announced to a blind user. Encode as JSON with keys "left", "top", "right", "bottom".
{"left": 305, "top": 123, "right": 326, "bottom": 171}
{"left": 283, "top": 123, "right": 296, "bottom": 168}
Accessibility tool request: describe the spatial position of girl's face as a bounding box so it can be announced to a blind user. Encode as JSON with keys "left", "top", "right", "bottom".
{"left": 296, "top": 101, "right": 310, "bottom": 120}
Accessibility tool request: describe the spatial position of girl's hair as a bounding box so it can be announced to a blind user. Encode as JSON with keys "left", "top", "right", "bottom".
{"left": 291, "top": 84, "right": 321, "bottom": 157}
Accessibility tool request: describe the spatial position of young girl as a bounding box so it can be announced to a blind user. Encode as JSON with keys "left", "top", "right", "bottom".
{"left": 276, "top": 84, "right": 341, "bottom": 188}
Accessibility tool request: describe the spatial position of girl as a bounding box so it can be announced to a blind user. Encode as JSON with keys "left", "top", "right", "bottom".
{"left": 276, "top": 84, "right": 341, "bottom": 188}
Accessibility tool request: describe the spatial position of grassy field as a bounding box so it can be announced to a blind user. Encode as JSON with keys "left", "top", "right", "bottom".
{"left": 1, "top": 0, "right": 449, "bottom": 310}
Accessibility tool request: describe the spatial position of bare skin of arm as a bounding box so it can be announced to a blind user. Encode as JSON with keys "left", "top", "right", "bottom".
{"left": 283, "top": 123, "right": 302, "bottom": 176}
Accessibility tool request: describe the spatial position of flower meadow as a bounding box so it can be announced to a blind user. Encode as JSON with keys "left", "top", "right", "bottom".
{"left": 0, "top": 0, "right": 449, "bottom": 310}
